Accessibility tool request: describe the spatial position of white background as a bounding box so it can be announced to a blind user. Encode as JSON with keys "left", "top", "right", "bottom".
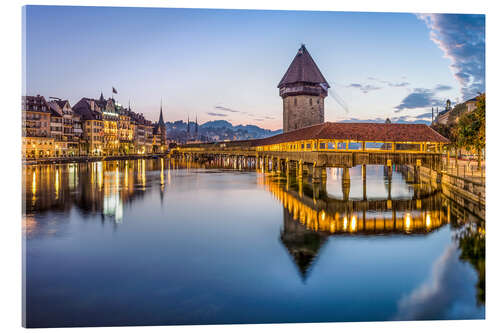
{"left": 1, "top": 0, "right": 498, "bottom": 332}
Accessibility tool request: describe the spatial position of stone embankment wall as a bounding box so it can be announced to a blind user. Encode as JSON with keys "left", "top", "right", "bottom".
{"left": 23, "top": 154, "right": 168, "bottom": 166}
{"left": 418, "top": 166, "right": 485, "bottom": 219}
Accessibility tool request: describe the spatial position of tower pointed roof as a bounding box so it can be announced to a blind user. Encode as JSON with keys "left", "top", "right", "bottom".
{"left": 278, "top": 44, "right": 330, "bottom": 89}
{"left": 158, "top": 100, "right": 165, "bottom": 127}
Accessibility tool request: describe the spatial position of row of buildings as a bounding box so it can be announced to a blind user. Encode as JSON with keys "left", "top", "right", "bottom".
{"left": 22, "top": 93, "right": 168, "bottom": 158}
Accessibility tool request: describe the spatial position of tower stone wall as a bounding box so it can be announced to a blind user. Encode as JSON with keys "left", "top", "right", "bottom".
{"left": 283, "top": 95, "right": 325, "bottom": 132}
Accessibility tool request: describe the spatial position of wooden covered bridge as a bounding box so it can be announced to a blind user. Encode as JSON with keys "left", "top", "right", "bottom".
{"left": 171, "top": 122, "right": 449, "bottom": 180}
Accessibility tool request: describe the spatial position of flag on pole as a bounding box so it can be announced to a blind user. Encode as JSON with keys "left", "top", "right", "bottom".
{"left": 112, "top": 87, "right": 118, "bottom": 94}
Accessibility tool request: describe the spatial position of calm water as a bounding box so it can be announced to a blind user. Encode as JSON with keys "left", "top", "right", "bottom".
{"left": 22, "top": 158, "right": 485, "bottom": 327}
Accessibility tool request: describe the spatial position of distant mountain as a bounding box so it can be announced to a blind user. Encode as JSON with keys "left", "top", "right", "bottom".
{"left": 165, "top": 120, "right": 281, "bottom": 143}
{"left": 199, "top": 120, "right": 233, "bottom": 129}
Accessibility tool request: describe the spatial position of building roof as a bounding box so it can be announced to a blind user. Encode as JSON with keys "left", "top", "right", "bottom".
{"left": 278, "top": 45, "right": 330, "bottom": 89}
{"left": 252, "top": 122, "right": 450, "bottom": 146}
{"left": 47, "top": 101, "right": 63, "bottom": 117}
{"left": 22, "top": 95, "right": 51, "bottom": 113}
{"left": 72, "top": 98, "right": 103, "bottom": 121}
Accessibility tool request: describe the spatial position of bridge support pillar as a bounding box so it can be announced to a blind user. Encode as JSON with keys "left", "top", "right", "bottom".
{"left": 385, "top": 165, "right": 392, "bottom": 200}
{"left": 342, "top": 167, "right": 351, "bottom": 201}
{"left": 287, "top": 160, "right": 296, "bottom": 176}
{"left": 296, "top": 160, "right": 303, "bottom": 179}
{"left": 362, "top": 164, "right": 367, "bottom": 200}
{"left": 312, "top": 165, "right": 323, "bottom": 183}
{"left": 414, "top": 164, "right": 420, "bottom": 184}
{"left": 276, "top": 158, "right": 281, "bottom": 173}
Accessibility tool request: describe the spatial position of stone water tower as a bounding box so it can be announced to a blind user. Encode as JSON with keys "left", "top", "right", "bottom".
{"left": 278, "top": 45, "right": 329, "bottom": 133}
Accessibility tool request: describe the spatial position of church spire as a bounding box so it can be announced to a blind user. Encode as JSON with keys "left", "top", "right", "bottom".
{"left": 195, "top": 114, "right": 198, "bottom": 135}
{"left": 158, "top": 98, "right": 165, "bottom": 127}
{"left": 187, "top": 115, "right": 190, "bottom": 134}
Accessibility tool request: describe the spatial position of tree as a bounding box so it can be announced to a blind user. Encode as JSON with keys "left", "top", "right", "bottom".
{"left": 431, "top": 122, "right": 459, "bottom": 168}
{"left": 457, "top": 94, "right": 485, "bottom": 168}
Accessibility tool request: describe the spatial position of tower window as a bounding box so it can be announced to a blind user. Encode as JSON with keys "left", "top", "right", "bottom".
{"left": 294, "top": 98, "right": 297, "bottom": 106}
{"left": 309, "top": 98, "right": 312, "bottom": 106}
{"left": 317, "top": 99, "right": 320, "bottom": 104}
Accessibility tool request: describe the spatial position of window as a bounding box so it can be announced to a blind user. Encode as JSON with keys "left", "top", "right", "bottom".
{"left": 395, "top": 143, "right": 420, "bottom": 151}
{"left": 328, "top": 142, "right": 335, "bottom": 149}
{"left": 317, "top": 99, "right": 320, "bottom": 104}
{"left": 319, "top": 143, "right": 326, "bottom": 149}
{"left": 306, "top": 143, "right": 311, "bottom": 149}
{"left": 337, "top": 142, "right": 347, "bottom": 150}
{"left": 309, "top": 98, "right": 312, "bottom": 106}
{"left": 294, "top": 98, "right": 297, "bottom": 106}
{"left": 348, "top": 142, "right": 362, "bottom": 150}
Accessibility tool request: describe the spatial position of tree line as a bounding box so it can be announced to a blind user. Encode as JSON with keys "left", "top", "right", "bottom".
{"left": 430, "top": 94, "right": 485, "bottom": 168}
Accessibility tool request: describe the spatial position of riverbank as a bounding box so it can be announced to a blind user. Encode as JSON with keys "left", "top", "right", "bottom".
{"left": 417, "top": 166, "right": 485, "bottom": 219}
{"left": 23, "top": 153, "right": 169, "bottom": 165}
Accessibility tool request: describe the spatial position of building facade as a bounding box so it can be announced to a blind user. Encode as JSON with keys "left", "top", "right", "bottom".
{"left": 278, "top": 45, "right": 329, "bottom": 133}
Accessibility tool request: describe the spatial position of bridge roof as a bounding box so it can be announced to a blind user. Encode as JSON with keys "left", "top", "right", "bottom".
{"left": 252, "top": 122, "right": 450, "bottom": 146}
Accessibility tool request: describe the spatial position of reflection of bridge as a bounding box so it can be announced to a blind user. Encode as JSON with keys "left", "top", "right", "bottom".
{"left": 258, "top": 173, "right": 450, "bottom": 280}
{"left": 261, "top": 175, "right": 448, "bottom": 236}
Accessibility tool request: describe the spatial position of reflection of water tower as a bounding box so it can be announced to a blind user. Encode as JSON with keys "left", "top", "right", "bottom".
{"left": 280, "top": 207, "right": 328, "bottom": 281}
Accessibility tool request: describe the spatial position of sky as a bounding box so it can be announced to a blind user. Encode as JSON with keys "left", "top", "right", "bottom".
{"left": 24, "top": 6, "right": 485, "bottom": 130}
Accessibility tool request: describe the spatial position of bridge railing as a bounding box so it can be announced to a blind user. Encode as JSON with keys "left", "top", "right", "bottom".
{"left": 256, "top": 139, "right": 446, "bottom": 154}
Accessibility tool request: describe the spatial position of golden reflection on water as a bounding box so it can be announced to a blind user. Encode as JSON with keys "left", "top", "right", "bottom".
{"left": 23, "top": 158, "right": 171, "bottom": 228}
{"left": 259, "top": 174, "right": 446, "bottom": 235}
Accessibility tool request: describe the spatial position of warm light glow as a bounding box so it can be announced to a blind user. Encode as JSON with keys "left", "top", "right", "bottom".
{"left": 343, "top": 216, "right": 348, "bottom": 231}
{"left": 350, "top": 215, "right": 357, "bottom": 232}
{"left": 405, "top": 213, "right": 412, "bottom": 231}
{"left": 55, "top": 169, "right": 59, "bottom": 200}
{"left": 426, "top": 213, "right": 432, "bottom": 229}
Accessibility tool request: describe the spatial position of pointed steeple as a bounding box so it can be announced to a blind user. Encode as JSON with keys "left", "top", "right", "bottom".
{"left": 195, "top": 114, "right": 198, "bottom": 135}
{"left": 99, "top": 91, "right": 105, "bottom": 102}
{"left": 278, "top": 44, "right": 330, "bottom": 89}
{"left": 187, "top": 115, "right": 190, "bottom": 134}
{"left": 158, "top": 99, "right": 165, "bottom": 127}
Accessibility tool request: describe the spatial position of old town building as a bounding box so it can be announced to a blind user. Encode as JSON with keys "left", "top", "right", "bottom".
{"left": 22, "top": 93, "right": 169, "bottom": 159}
{"left": 22, "top": 95, "right": 54, "bottom": 158}
{"left": 72, "top": 97, "right": 104, "bottom": 156}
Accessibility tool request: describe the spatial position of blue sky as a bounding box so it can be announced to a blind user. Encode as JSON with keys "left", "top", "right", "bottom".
{"left": 24, "top": 6, "right": 484, "bottom": 130}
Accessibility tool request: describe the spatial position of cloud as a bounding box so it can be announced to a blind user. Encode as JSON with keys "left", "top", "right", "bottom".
{"left": 347, "top": 83, "right": 382, "bottom": 94}
{"left": 206, "top": 112, "right": 228, "bottom": 117}
{"left": 415, "top": 112, "right": 432, "bottom": 119}
{"left": 434, "top": 84, "right": 452, "bottom": 91}
{"left": 214, "top": 105, "right": 241, "bottom": 113}
{"left": 368, "top": 77, "right": 410, "bottom": 87}
{"left": 393, "top": 245, "right": 484, "bottom": 320}
{"left": 339, "top": 115, "right": 431, "bottom": 125}
{"left": 388, "top": 81, "right": 410, "bottom": 87}
{"left": 394, "top": 88, "right": 444, "bottom": 112}
{"left": 417, "top": 14, "right": 485, "bottom": 99}
{"left": 339, "top": 117, "right": 386, "bottom": 123}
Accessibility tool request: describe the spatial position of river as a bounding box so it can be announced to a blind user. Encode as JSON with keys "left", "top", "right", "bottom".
{"left": 22, "top": 158, "right": 485, "bottom": 327}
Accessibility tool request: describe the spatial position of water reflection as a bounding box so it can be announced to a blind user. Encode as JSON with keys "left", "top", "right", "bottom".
{"left": 23, "top": 159, "right": 170, "bottom": 230}
{"left": 22, "top": 158, "right": 485, "bottom": 325}
{"left": 257, "top": 170, "right": 447, "bottom": 280}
